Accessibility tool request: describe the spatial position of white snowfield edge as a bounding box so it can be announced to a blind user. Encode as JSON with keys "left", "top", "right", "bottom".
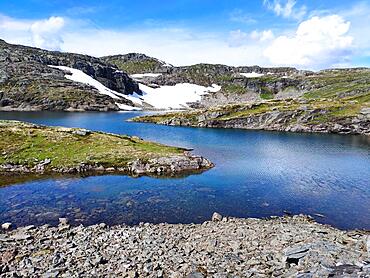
{"left": 131, "top": 73, "right": 163, "bottom": 79}
{"left": 239, "top": 72, "right": 265, "bottom": 78}
{"left": 49, "top": 66, "right": 221, "bottom": 110}
{"left": 136, "top": 83, "right": 221, "bottom": 110}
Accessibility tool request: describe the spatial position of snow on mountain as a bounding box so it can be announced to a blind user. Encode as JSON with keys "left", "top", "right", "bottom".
{"left": 239, "top": 72, "right": 264, "bottom": 78}
{"left": 49, "top": 65, "right": 139, "bottom": 110}
{"left": 134, "top": 83, "right": 221, "bottom": 110}
{"left": 131, "top": 73, "right": 163, "bottom": 79}
{"left": 49, "top": 66, "right": 221, "bottom": 110}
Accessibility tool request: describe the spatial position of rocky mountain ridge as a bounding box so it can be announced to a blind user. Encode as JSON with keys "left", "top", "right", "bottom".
{"left": 0, "top": 40, "right": 139, "bottom": 111}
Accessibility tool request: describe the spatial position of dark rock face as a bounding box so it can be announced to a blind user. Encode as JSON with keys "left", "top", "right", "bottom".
{"left": 0, "top": 40, "right": 139, "bottom": 111}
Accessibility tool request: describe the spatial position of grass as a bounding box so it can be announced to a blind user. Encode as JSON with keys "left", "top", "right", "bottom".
{"left": 0, "top": 121, "right": 184, "bottom": 170}
{"left": 106, "top": 59, "right": 160, "bottom": 74}
{"left": 133, "top": 91, "right": 369, "bottom": 128}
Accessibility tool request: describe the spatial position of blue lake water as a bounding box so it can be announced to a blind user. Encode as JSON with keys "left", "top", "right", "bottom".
{"left": 0, "top": 111, "right": 369, "bottom": 230}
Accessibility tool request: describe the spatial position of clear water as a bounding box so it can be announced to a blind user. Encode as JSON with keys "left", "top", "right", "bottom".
{"left": 0, "top": 111, "right": 369, "bottom": 230}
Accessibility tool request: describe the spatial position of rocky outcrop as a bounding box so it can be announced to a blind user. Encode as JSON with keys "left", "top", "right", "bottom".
{"left": 101, "top": 53, "right": 173, "bottom": 74}
{"left": 133, "top": 98, "right": 370, "bottom": 135}
{"left": 0, "top": 153, "right": 213, "bottom": 177}
{"left": 0, "top": 215, "right": 368, "bottom": 277}
{"left": 0, "top": 40, "right": 139, "bottom": 111}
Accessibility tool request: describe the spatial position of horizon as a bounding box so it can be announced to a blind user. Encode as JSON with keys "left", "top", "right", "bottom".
{"left": 1, "top": 0, "right": 370, "bottom": 70}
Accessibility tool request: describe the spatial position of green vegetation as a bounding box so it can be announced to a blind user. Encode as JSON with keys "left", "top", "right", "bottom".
{"left": 133, "top": 91, "right": 369, "bottom": 129}
{"left": 0, "top": 121, "right": 184, "bottom": 170}
{"left": 304, "top": 69, "right": 370, "bottom": 99}
{"left": 260, "top": 87, "right": 274, "bottom": 100}
{"left": 106, "top": 59, "right": 160, "bottom": 74}
{"left": 223, "top": 84, "right": 247, "bottom": 94}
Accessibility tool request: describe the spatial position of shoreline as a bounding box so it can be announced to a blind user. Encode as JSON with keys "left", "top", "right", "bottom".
{"left": 1, "top": 215, "right": 369, "bottom": 277}
{"left": 0, "top": 120, "right": 213, "bottom": 180}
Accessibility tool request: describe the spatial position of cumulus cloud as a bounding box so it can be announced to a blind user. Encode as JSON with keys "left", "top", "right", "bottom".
{"left": 250, "top": 30, "right": 274, "bottom": 42}
{"left": 30, "top": 16, "right": 65, "bottom": 50}
{"left": 264, "top": 15, "right": 353, "bottom": 68}
{"left": 263, "top": 0, "right": 306, "bottom": 20}
{"left": 229, "top": 29, "right": 273, "bottom": 47}
{"left": 0, "top": 15, "right": 65, "bottom": 50}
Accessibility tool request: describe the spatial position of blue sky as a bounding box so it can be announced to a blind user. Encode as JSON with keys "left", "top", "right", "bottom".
{"left": 0, "top": 0, "right": 369, "bottom": 69}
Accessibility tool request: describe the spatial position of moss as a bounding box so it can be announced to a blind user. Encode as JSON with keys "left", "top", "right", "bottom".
{"left": 108, "top": 60, "right": 159, "bottom": 74}
{"left": 223, "top": 84, "right": 247, "bottom": 94}
{"left": 0, "top": 121, "right": 184, "bottom": 170}
{"left": 260, "top": 87, "right": 274, "bottom": 100}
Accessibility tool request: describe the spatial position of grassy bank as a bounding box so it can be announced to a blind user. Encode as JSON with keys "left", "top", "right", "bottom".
{"left": 0, "top": 120, "right": 212, "bottom": 175}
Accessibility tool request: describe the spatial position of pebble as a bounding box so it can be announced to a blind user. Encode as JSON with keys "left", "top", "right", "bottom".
{"left": 0, "top": 215, "right": 368, "bottom": 277}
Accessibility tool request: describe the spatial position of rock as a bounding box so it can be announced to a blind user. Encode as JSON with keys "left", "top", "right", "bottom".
{"left": 0, "top": 215, "right": 368, "bottom": 277}
{"left": 212, "top": 212, "right": 223, "bottom": 222}
{"left": 10, "top": 233, "right": 33, "bottom": 241}
{"left": 1, "top": 222, "right": 12, "bottom": 230}
{"left": 72, "top": 129, "right": 90, "bottom": 136}
{"left": 58, "top": 218, "right": 69, "bottom": 225}
{"left": 1, "top": 249, "right": 17, "bottom": 264}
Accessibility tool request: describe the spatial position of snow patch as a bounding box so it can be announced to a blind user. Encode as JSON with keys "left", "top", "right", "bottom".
{"left": 240, "top": 72, "right": 264, "bottom": 78}
{"left": 131, "top": 73, "right": 162, "bottom": 79}
{"left": 135, "top": 83, "right": 221, "bottom": 110}
{"left": 49, "top": 65, "right": 138, "bottom": 110}
{"left": 115, "top": 103, "right": 142, "bottom": 111}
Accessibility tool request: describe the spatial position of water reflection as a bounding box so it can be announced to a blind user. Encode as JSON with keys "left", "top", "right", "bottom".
{"left": 0, "top": 111, "right": 369, "bottom": 230}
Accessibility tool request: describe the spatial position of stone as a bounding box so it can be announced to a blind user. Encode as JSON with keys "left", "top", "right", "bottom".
{"left": 11, "top": 233, "right": 33, "bottom": 241}
{"left": 1, "top": 222, "right": 12, "bottom": 230}
{"left": 212, "top": 212, "right": 223, "bottom": 222}
{"left": 58, "top": 218, "right": 69, "bottom": 225}
{"left": 0, "top": 215, "right": 368, "bottom": 277}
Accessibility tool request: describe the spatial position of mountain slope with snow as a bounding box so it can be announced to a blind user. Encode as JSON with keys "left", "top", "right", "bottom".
{"left": 0, "top": 39, "right": 138, "bottom": 111}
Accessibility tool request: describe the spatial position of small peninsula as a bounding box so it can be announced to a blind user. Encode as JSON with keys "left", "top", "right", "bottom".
{"left": 0, "top": 120, "right": 213, "bottom": 177}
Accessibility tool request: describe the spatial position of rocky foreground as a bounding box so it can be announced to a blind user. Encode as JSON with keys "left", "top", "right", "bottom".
{"left": 0, "top": 215, "right": 369, "bottom": 277}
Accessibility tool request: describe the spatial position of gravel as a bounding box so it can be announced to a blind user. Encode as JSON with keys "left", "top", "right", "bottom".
{"left": 0, "top": 215, "right": 369, "bottom": 277}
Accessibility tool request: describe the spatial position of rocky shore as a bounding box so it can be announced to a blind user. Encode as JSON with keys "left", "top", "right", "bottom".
{"left": 0, "top": 215, "right": 369, "bottom": 277}
{"left": 133, "top": 99, "right": 370, "bottom": 136}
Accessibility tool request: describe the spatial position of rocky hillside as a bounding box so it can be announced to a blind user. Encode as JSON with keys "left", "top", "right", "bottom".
{"left": 101, "top": 53, "right": 173, "bottom": 75}
{"left": 133, "top": 95, "right": 370, "bottom": 135}
{"left": 0, "top": 40, "right": 139, "bottom": 111}
{"left": 106, "top": 53, "right": 370, "bottom": 109}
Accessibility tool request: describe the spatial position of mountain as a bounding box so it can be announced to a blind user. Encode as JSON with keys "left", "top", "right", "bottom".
{"left": 0, "top": 40, "right": 139, "bottom": 111}
{"left": 108, "top": 53, "right": 369, "bottom": 135}
{"left": 104, "top": 53, "right": 370, "bottom": 109}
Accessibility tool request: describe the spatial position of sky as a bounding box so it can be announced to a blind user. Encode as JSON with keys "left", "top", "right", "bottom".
{"left": 0, "top": 0, "right": 370, "bottom": 69}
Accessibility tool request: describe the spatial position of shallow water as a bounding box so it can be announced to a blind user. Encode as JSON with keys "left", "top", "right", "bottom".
{"left": 0, "top": 111, "right": 369, "bottom": 229}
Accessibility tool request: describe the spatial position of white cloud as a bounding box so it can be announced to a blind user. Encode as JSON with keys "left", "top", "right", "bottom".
{"left": 0, "top": 15, "right": 65, "bottom": 50}
{"left": 264, "top": 15, "right": 353, "bottom": 69}
{"left": 30, "top": 16, "right": 65, "bottom": 50}
{"left": 229, "top": 9, "right": 257, "bottom": 24}
{"left": 62, "top": 28, "right": 267, "bottom": 66}
{"left": 250, "top": 30, "right": 274, "bottom": 42}
{"left": 263, "top": 0, "right": 306, "bottom": 20}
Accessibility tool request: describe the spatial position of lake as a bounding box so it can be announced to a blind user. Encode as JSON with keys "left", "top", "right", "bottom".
{"left": 0, "top": 111, "right": 369, "bottom": 230}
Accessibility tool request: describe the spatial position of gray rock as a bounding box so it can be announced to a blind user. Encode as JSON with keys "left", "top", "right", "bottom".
{"left": 1, "top": 222, "right": 12, "bottom": 230}
{"left": 212, "top": 212, "right": 223, "bottom": 222}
